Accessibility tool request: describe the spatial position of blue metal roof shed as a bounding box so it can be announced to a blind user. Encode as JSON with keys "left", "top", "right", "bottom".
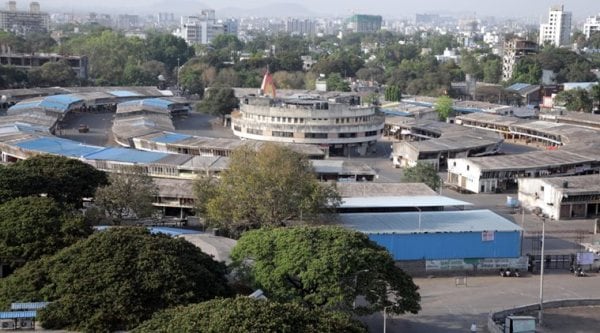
{"left": 10, "top": 302, "right": 49, "bottom": 311}
{"left": 14, "top": 137, "right": 104, "bottom": 158}
{"left": 83, "top": 147, "right": 169, "bottom": 164}
{"left": 0, "top": 311, "right": 36, "bottom": 319}
{"left": 340, "top": 196, "right": 472, "bottom": 209}
{"left": 339, "top": 210, "right": 522, "bottom": 260}
{"left": 109, "top": 90, "right": 143, "bottom": 98}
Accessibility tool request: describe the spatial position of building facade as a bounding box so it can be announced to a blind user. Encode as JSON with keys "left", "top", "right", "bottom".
{"left": 0, "top": 1, "right": 49, "bottom": 34}
{"left": 0, "top": 53, "right": 88, "bottom": 79}
{"left": 348, "top": 14, "right": 382, "bottom": 33}
{"left": 539, "top": 5, "right": 572, "bottom": 47}
{"left": 173, "top": 10, "right": 224, "bottom": 45}
{"left": 583, "top": 13, "right": 600, "bottom": 39}
{"left": 502, "top": 39, "right": 538, "bottom": 82}
{"left": 232, "top": 94, "right": 385, "bottom": 156}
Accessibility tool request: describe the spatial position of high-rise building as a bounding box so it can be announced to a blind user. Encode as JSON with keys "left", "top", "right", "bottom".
{"left": 502, "top": 38, "right": 539, "bottom": 82}
{"left": 539, "top": 5, "right": 572, "bottom": 47}
{"left": 583, "top": 13, "right": 600, "bottom": 39}
{"left": 348, "top": 14, "right": 382, "bottom": 33}
{"left": 285, "top": 18, "right": 315, "bottom": 36}
{"left": 0, "top": 1, "right": 49, "bottom": 35}
{"left": 173, "top": 10, "right": 225, "bottom": 45}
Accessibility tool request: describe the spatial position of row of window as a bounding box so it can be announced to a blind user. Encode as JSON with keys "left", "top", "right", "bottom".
{"left": 248, "top": 129, "right": 382, "bottom": 139}
{"left": 241, "top": 113, "right": 378, "bottom": 125}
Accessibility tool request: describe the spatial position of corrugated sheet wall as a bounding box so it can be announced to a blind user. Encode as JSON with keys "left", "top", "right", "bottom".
{"left": 370, "top": 231, "right": 521, "bottom": 261}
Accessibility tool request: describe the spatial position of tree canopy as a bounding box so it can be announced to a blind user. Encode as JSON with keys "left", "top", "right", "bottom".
{"left": 555, "top": 88, "right": 594, "bottom": 112}
{"left": 0, "top": 155, "right": 108, "bottom": 207}
{"left": 134, "top": 297, "right": 367, "bottom": 333}
{"left": 231, "top": 226, "right": 421, "bottom": 316}
{"left": 402, "top": 161, "right": 442, "bottom": 191}
{"left": 434, "top": 95, "right": 453, "bottom": 121}
{"left": 0, "top": 196, "right": 90, "bottom": 267}
{"left": 0, "top": 228, "right": 231, "bottom": 332}
{"left": 94, "top": 168, "right": 158, "bottom": 223}
{"left": 194, "top": 144, "right": 340, "bottom": 237}
{"left": 196, "top": 86, "right": 239, "bottom": 120}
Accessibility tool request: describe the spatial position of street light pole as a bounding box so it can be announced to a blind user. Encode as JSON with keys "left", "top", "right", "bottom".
{"left": 539, "top": 216, "right": 546, "bottom": 326}
{"left": 383, "top": 306, "right": 392, "bottom": 333}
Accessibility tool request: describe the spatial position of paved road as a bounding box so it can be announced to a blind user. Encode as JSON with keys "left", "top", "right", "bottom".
{"left": 360, "top": 272, "right": 600, "bottom": 332}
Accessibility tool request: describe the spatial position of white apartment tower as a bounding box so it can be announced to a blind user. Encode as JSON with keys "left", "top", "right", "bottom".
{"left": 539, "top": 5, "right": 572, "bottom": 47}
{"left": 173, "top": 9, "right": 224, "bottom": 45}
{"left": 583, "top": 13, "right": 600, "bottom": 39}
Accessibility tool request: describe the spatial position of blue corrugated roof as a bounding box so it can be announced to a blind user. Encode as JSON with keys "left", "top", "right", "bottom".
{"left": 11, "top": 302, "right": 49, "bottom": 311}
{"left": 507, "top": 83, "right": 531, "bottom": 91}
{"left": 151, "top": 132, "right": 191, "bottom": 144}
{"left": 149, "top": 227, "right": 202, "bottom": 236}
{"left": 339, "top": 210, "right": 522, "bottom": 234}
{"left": 15, "top": 137, "right": 104, "bottom": 158}
{"left": 44, "top": 94, "right": 83, "bottom": 106}
{"left": 0, "top": 311, "right": 36, "bottom": 319}
{"left": 8, "top": 101, "right": 41, "bottom": 112}
{"left": 142, "top": 98, "right": 173, "bottom": 109}
{"left": 109, "top": 90, "right": 142, "bottom": 97}
{"left": 8, "top": 95, "right": 82, "bottom": 113}
{"left": 83, "top": 147, "right": 169, "bottom": 163}
{"left": 381, "top": 109, "right": 412, "bottom": 117}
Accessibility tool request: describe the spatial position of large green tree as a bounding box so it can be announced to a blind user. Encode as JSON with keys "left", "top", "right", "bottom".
{"left": 402, "top": 161, "right": 442, "bottom": 191}
{"left": 28, "top": 60, "right": 78, "bottom": 87}
{"left": 231, "top": 226, "right": 421, "bottom": 315}
{"left": 0, "top": 196, "right": 90, "bottom": 267}
{"left": 555, "top": 88, "right": 593, "bottom": 112}
{"left": 196, "top": 86, "right": 239, "bottom": 122}
{"left": 134, "top": 297, "right": 366, "bottom": 333}
{"left": 194, "top": 144, "right": 340, "bottom": 237}
{"left": 0, "top": 155, "right": 108, "bottom": 207}
{"left": 0, "top": 228, "right": 231, "bottom": 332}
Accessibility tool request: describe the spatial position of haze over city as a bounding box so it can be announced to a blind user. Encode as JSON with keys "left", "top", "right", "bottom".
{"left": 35, "top": 0, "right": 600, "bottom": 18}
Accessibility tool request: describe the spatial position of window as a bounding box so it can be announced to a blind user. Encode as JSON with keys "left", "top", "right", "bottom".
{"left": 338, "top": 133, "right": 357, "bottom": 138}
{"left": 540, "top": 186, "right": 545, "bottom": 191}
{"left": 467, "top": 165, "right": 470, "bottom": 171}
{"left": 247, "top": 128, "right": 263, "bottom": 135}
{"left": 272, "top": 131, "right": 294, "bottom": 138}
{"left": 233, "top": 125, "right": 241, "bottom": 131}
{"left": 304, "top": 133, "right": 328, "bottom": 139}
{"left": 365, "top": 130, "right": 378, "bottom": 137}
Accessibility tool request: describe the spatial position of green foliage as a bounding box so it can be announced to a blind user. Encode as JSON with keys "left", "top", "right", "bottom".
{"left": 510, "top": 57, "right": 542, "bottom": 84}
{"left": 94, "top": 168, "right": 158, "bottom": 223}
{"left": 434, "top": 95, "right": 453, "bottom": 121}
{"left": 145, "top": 33, "right": 194, "bottom": 71}
{"left": 402, "top": 161, "right": 441, "bottom": 191}
{"left": 555, "top": 88, "right": 593, "bottom": 112}
{"left": 481, "top": 55, "right": 502, "bottom": 84}
{"left": 591, "top": 84, "right": 600, "bottom": 111}
{"left": 194, "top": 144, "right": 341, "bottom": 237}
{"left": 0, "top": 228, "right": 231, "bottom": 332}
{"left": 134, "top": 297, "right": 367, "bottom": 333}
{"left": 326, "top": 73, "right": 350, "bottom": 92}
{"left": 231, "top": 226, "right": 421, "bottom": 315}
{"left": 28, "top": 60, "right": 78, "bottom": 87}
{"left": 0, "top": 155, "right": 108, "bottom": 207}
{"left": 272, "top": 71, "right": 306, "bottom": 89}
{"left": 384, "top": 85, "right": 402, "bottom": 102}
{"left": 196, "top": 86, "right": 239, "bottom": 120}
{"left": 535, "top": 47, "right": 596, "bottom": 83}
{"left": 0, "top": 197, "right": 90, "bottom": 266}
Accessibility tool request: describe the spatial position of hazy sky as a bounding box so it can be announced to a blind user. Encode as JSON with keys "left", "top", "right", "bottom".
{"left": 31, "top": 0, "right": 600, "bottom": 19}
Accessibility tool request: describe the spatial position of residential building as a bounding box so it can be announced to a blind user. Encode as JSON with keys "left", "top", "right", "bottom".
{"left": 583, "top": 13, "right": 600, "bottom": 39}
{"left": 173, "top": 10, "right": 224, "bottom": 45}
{"left": 116, "top": 14, "right": 140, "bottom": 30}
{"left": 502, "top": 38, "right": 538, "bottom": 82}
{"left": 0, "top": 1, "right": 49, "bottom": 34}
{"left": 348, "top": 14, "right": 382, "bottom": 33}
{"left": 539, "top": 5, "right": 572, "bottom": 47}
{"left": 0, "top": 53, "right": 88, "bottom": 79}
{"left": 285, "top": 18, "right": 315, "bottom": 36}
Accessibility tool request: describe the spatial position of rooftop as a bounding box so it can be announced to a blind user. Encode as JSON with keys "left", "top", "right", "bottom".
{"left": 339, "top": 209, "right": 522, "bottom": 234}
{"left": 340, "top": 196, "right": 473, "bottom": 209}
{"left": 536, "top": 174, "right": 600, "bottom": 194}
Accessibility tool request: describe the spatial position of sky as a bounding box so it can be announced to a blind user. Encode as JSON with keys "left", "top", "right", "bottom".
{"left": 30, "top": 0, "right": 600, "bottom": 20}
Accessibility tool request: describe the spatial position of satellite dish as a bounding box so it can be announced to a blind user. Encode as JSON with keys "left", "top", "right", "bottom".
{"left": 158, "top": 75, "right": 165, "bottom": 81}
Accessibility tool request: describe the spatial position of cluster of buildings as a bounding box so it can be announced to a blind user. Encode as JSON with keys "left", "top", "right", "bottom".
{"left": 0, "top": 1, "right": 48, "bottom": 34}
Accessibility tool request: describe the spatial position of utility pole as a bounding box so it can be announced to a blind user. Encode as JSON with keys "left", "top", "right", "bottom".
{"left": 538, "top": 216, "right": 546, "bottom": 326}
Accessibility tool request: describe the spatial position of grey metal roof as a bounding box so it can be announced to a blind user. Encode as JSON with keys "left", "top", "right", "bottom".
{"left": 339, "top": 209, "right": 522, "bottom": 234}
{"left": 337, "top": 182, "right": 437, "bottom": 197}
{"left": 340, "top": 196, "right": 473, "bottom": 208}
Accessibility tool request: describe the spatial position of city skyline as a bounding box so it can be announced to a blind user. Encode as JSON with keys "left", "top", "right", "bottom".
{"left": 20, "top": 0, "right": 600, "bottom": 19}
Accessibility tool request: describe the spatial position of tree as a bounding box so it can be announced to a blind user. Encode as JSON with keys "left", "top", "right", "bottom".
{"left": 144, "top": 33, "right": 194, "bottom": 71}
{"left": 434, "top": 95, "right": 453, "bottom": 121}
{"left": 555, "top": 88, "right": 593, "bottom": 112}
{"left": 0, "top": 197, "right": 90, "bottom": 267}
{"left": 591, "top": 84, "right": 600, "bottom": 112}
{"left": 231, "top": 226, "right": 421, "bottom": 315}
{"left": 0, "top": 228, "right": 231, "bottom": 332}
{"left": 326, "top": 73, "right": 350, "bottom": 92}
{"left": 194, "top": 144, "right": 341, "bottom": 237}
{"left": 94, "top": 168, "right": 158, "bottom": 223}
{"left": 0, "top": 155, "right": 108, "bottom": 207}
{"left": 133, "top": 297, "right": 366, "bottom": 333}
{"left": 402, "top": 161, "right": 441, "bottom": 191}
{"left": 196, "top": 86, "right": 239, "bottom": 122}
{"left": 384, "top": 85, "right": 402, "bottom": 102}
{"left": 28, "top": 60, "right": 78, "bottom": 87}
